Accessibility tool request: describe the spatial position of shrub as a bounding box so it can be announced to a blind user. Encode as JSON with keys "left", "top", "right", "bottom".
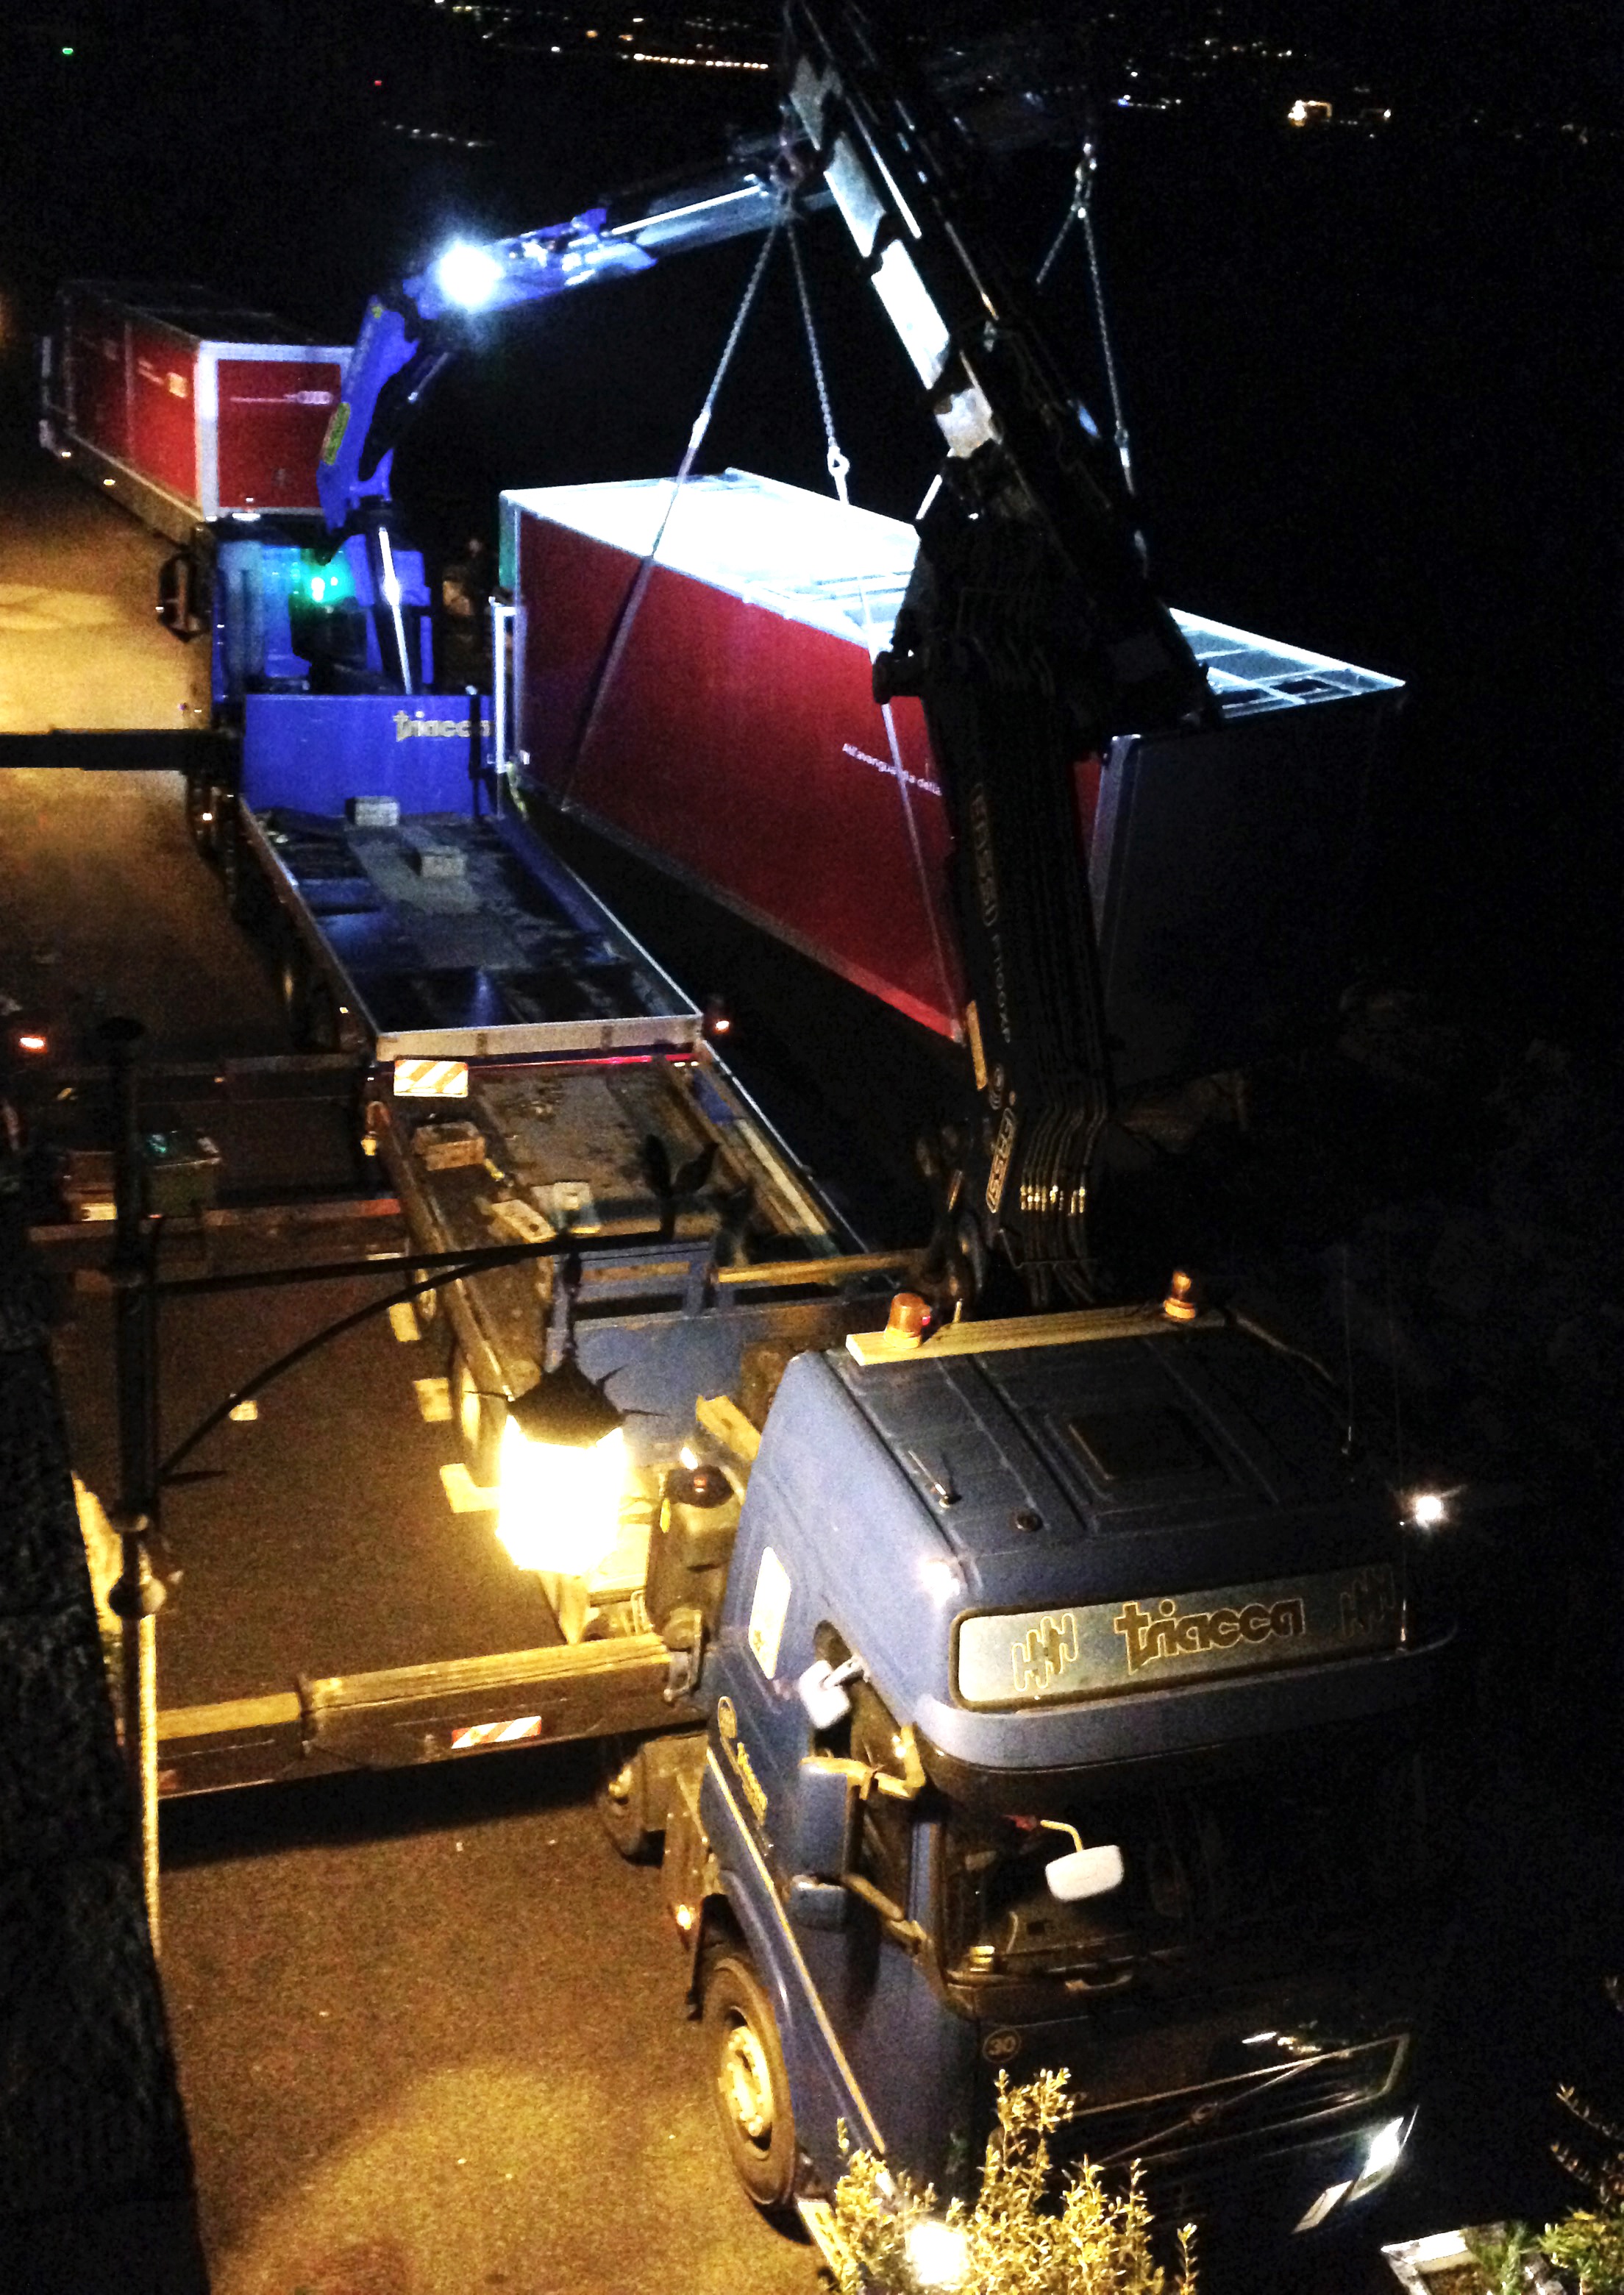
{"left": 827, "top": 2068, "right": 1197, "bottom": 2295}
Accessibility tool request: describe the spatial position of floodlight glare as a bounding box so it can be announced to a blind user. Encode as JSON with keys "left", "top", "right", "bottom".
{"left": 494, "top": 1360, "right": 627, "bottom": 1578}
{"left": 1347, "top": 2113, "right": 1409, "bottom": 2202}
{"left": 1406, "top": 1489, "right": 1448, "bottom": 1529}
{"left": 902, "top": 2217, "right": 969, "bottom": 2292}
{"left": 433, "top": 241, "right": 503, "bottom": 310}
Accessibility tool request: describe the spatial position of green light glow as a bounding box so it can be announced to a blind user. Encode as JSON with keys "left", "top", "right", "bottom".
{"left": 301, "top": 558, "right": 349, "bottom": 606}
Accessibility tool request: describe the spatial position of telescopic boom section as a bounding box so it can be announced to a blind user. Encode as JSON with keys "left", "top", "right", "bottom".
{"left": 315, "top": 161, "right": 796, "bottom": 537}
{"left": 783, "top": 0, "right": 1214, "bottom": 1304}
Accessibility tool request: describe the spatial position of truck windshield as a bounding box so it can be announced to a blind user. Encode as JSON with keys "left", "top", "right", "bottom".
{"left": 941, "top": 1728, "right": 1439, "bottom": 1982}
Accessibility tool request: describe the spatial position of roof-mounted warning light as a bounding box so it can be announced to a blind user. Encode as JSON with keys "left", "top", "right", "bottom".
{"left": 1162, "top": 1269, "right": 1198, "bottom": 1322}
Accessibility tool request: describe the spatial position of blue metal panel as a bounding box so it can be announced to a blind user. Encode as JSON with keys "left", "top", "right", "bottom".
{"left": 728, "top": 1348, "right": 1452, "bottom": 1785}
{"left": 699, "top": 1757, "right": 883, "bottom": 2182}
{"left": 241, "top": 694, "right": 494, "bottom": 816}
{"left": 575, "top": 1308, "right": 745, "bottom": 1467}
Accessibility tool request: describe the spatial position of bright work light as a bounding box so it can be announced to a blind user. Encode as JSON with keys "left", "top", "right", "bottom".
{"left": 433, "top": 241, "right": 503, "bottom": 310}
{"left": 902, "top": 2216, "right": 969, "bottom": 2291}
{"left": 1347, "top": 2113, "right": 1408, "bottom": 2202}
{"left": 494, "top": 1360, "right": 627, "bottom": 1577}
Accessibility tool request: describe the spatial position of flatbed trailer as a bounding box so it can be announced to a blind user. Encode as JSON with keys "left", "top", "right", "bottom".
{"left": 32, "top": 796, "right": 918, "bottom": 1798}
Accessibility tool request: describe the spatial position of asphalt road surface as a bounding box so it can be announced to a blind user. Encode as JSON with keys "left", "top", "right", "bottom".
{"left": 1, "top": 451, "right": 826, "bottom": 2295}
{"left": 159, "top": 1755, "right": 819, "bottom": 2295}
{"left": 0, "top": 433, "right": 280, "bottom": 1066}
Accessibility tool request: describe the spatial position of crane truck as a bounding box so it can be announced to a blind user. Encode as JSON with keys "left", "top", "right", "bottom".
{"left": 32, "top": 0, "right": 1458, "bottom": 2255}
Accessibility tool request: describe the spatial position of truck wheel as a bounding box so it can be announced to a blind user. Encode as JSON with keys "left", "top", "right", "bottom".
{"left": 704, "top": 1954, "right": 797, "bottom": 2210}
{"left": 184, "top": 775, "right": 215, "bottom": 856}
{"left": 302, "top": 978, "right": 341, "bottom": 1054}
{"left": 216, "top": 804, "right": 253, "bottom": 924}
{"left": 452, "top": 1348, "right": 505, "bottom": 1488}
{"left": 595, "top": 1736, "right": 658, "bottom": 1862}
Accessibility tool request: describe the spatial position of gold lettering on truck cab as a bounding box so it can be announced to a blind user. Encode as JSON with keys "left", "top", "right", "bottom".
{"left": 1011, "top": 1612, "right": 1078, "bottom": 1694}
{"left": 1113, "top": 1593, "right": 1306, "bottom": 1676}
{"left": 714, "top": 1697, "right": 769, "bottom": 1825}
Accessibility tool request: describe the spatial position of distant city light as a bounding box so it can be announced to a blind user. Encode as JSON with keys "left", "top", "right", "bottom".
{"left": 631, "top": 51, "right": 771, "bottom": 71}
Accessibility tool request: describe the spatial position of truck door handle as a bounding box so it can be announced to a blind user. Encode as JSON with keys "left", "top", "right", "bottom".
{"left": 1064, "top": 1965, "right": 1134, "bottom": 1995}
{"left": 844, "top": 1872, "right": 927, "bottom": 1957}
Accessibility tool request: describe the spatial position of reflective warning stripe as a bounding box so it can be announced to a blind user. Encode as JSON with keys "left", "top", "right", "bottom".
{"left": 393, "top": 1058, "right": 469, "bottom": 1099}
{"left": 450, "top": 1715, "right": 544, "bottom": 1753}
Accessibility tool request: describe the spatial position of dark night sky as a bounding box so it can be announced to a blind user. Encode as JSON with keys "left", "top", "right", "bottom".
{"left": 2, "top": 0, "right": 1618, "bottom": 1044}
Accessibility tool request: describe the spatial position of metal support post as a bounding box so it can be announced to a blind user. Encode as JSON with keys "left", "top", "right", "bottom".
{"left": 99, "top": 1016, "right": 165, "bottom": 1949}
{"left": 108, "top": 1513, "right": 165, "bottom": 1949}
{"left": 467, "top": 683, "right": 484, "bottom": 818}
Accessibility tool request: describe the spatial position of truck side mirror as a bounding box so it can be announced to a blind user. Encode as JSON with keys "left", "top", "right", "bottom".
{"left": 1039, "top": 1818, "right": 1125, "bottom": 1903}
{"left": 797, "top": 1653, "right": 864, "bottom": 1732}
{"left": 784, "top": 1754, "right": 858, "bottom": 1882}
{"left": 786, "top": 1876, "right": 850, "bottom": 1932}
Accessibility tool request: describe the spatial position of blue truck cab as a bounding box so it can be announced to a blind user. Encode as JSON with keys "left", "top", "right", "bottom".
{"left": 660, "top": 1298, "right": 1459, "bottom": 2249}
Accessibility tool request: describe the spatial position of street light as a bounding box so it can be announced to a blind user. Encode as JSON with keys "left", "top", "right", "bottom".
{"left": 495, "top": 1359, "right": 628, "bottom": 1577}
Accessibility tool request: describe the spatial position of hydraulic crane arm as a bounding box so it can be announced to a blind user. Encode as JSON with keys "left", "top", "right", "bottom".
{"left": 316, "top": 149, "right": 808, "bottom": 536}
{"left": 783, "top": 1, "right": 1216, "bottom": 1303}
{"left": 783, "top": 0, "right": 1209, "bottom": 738}
{"left": 316, "top": 8, "right": 1210, "bottom": 1300}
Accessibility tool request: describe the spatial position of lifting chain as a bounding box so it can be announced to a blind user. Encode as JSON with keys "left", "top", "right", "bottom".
{"left": 557, "top": 204, "right": 788, "bottom": 804}
{"left": 1036, "top": 138, "right": 1137, "bottom": 507}
{"left": 788, "top": 220, "right": 851, "bottom": 507}
{"left": 787, "top": 217, "right": 959, "bottom": 1033}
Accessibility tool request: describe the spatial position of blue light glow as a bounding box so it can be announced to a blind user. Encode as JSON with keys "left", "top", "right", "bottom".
{"left": 433, "top": 243, "right": 504, "bottom": 311}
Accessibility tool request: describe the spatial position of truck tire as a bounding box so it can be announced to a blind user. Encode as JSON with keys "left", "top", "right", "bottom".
{"left": 452, "top": 1348, "right": 505, "bottom": 1489}
{"left": 595, "top": 1736, "right": 658, "bottom": 1862}
{"left": 184, "top": 773, "right": 215, "bottom": 856}
{"left": 704, "top": 1954, "right": 797, "bottom": 2210}
{"left": 216, "top": 803, "right": 254, "bottom": 924}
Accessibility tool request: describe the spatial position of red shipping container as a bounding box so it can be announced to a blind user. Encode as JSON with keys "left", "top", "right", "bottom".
{"left": 505, "top": 472, "right": 1407, "bottom": 1085}
{"left": 508, "top": 473, "right": 967, "bottom": 1039}
{"left": 41, "top": 283, "right": 349, "bottom": 541}
{"left": 127, "top": 318, "right": 199, "bottom": 505}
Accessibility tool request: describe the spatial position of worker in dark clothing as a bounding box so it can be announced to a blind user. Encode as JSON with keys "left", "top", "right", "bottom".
{"left": 438, "top": 535, "right": 492, "bottom": 687}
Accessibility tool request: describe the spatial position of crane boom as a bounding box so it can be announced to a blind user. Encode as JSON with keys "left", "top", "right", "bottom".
{"left": 315, "top": 6, "right": 1216, "bottom": 1298}
{"left": 783, "top": 0, "right": 1214, "bottom": 1302}
{"left": 316, "top": 154, "right": 802, "bottom": 537}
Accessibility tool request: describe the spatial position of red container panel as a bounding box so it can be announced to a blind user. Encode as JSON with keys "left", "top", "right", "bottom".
{"left": 507, "top": 474, "right": 1408, "bottom": 1089}
{"left": 48, "top": 285, "right": 350, "bottom": 522}
{"left": 516, "top": 489, "right": 965, "bottom": 1039}
{"left": 68, "top": 300, "right": 129, "bottom": 462}
{"left": 215, "top": 357, "right": 344, "bottom": 511}
{"left": 127, "top": 319, "right": 198, "bottom": 505}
